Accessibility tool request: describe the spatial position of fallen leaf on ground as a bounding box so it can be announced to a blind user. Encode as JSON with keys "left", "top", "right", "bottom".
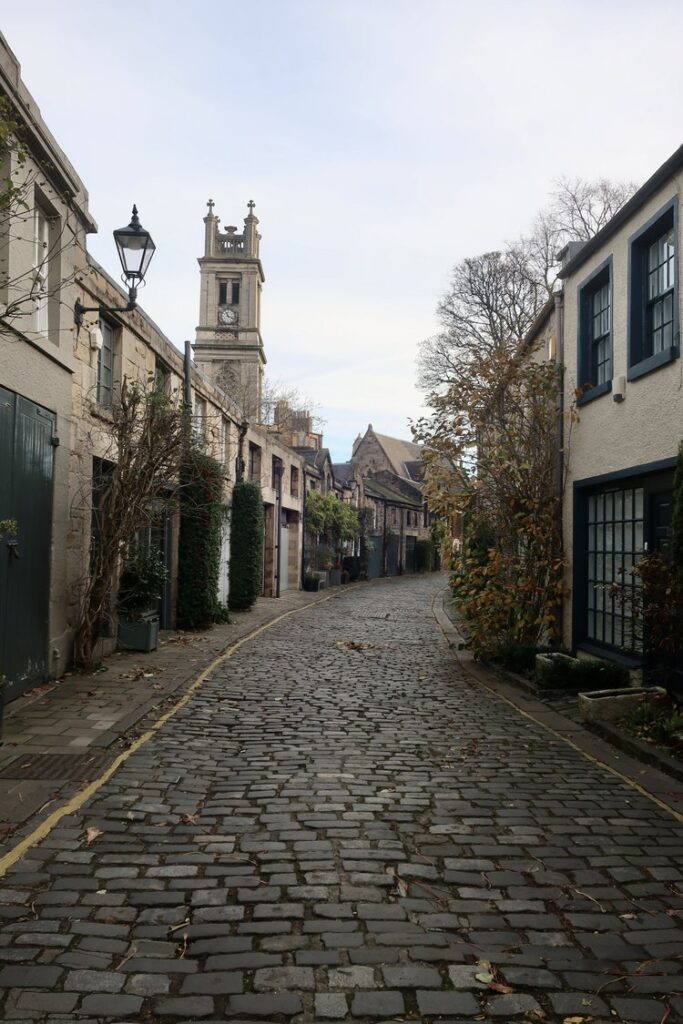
{"left": 489, "top": 981, "right": 515, "bottom": 994}
{"left": 85, "top": 827, "right": 103, "bottom": 845}
{"left": 385, "top": 866, "right": 408, "bottom": 896}
{"left": 475, "top": 972, "right": 494, "bottom": 984}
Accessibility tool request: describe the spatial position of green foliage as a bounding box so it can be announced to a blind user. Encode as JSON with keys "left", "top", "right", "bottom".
{"left": 314, "top": 544, "right": 335, "bottom": 571}
{"left": 117, "top": 549, "right": 168, "bottom": 622}
{"left": 305, "top": 490, "right": 359, "bottom": 567}
{"left": 623, "top": 695, "right": 683, "bottom": 749}
{"left": 0, "top": 518, "right": 18, "bottom": 540}
{"left": 415, "top": 539, "right": 435, "bottom": 572}
{"left": 491, "top": 643, "right": 550, "bottom": 677}
{"left": 304, "top": 489, "right": 328, "bottom": 537}
{"left": 535, "top": 653, "right": 629, "bottom": 690}
{"left": 177, "top": 452, "right": 226, "bottom": 629}
{"left": 229, "top": 480, "right": 264, "bottom": 610}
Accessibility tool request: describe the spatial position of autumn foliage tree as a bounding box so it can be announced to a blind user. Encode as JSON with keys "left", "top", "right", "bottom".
{"left": 415, "top": 176, "right": 636, "bottom": 657}
{"left": 415, "top": 346, "right": 571, "bottom": 656}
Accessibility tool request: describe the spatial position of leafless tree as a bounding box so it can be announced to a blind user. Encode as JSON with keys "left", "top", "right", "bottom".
{"left": 73, "top": 377, "right": 189, "bottom": 670}
{"left": 419, "top": 247, "right": 543, "bottom": 392}
{"left": 0, "top": 96, "right": 86, "bottom": 335}
{"left": 524, "top": 176, "right": 638, "bottom": 294}
{"left": 261, "top": 377, "right": 325, "bottom": 433}
{"left": 419, "top": 177, "right": 638, "bottom": 394}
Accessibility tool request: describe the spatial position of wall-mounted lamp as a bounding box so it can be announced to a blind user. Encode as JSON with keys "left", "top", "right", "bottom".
{"left": 75, "top": 205, "right": 156, "bottom": 327}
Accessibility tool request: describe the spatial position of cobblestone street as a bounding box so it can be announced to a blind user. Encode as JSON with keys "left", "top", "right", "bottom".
{"left": 1, "top": 575, "right": 682, "bottom": 1023}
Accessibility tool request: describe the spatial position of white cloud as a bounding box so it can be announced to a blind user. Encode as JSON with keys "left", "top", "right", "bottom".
{"left": 3, "top": 0, "right": 683, "bottom": 461}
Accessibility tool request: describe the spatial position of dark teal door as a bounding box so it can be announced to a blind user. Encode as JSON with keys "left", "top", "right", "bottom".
{"left": 0, "top": 387, "right": 55, "bottom": 702}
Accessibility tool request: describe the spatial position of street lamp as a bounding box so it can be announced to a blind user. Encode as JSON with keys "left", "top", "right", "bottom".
{"left": 75, "top": 205, "right": 156, "bottom": 327}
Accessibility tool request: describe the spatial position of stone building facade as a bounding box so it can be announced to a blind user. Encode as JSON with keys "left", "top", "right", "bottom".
{"left": 334, "top": 426, "right": 436, "bottom": 577}
{"left": 0, "top": 33, "right": 96, "bottom": 699}
{"left": 558, "top": 146, "right": 683, "bottom": 675}
{"left": 0, "top": 36, "right": 306, "bottom": 699}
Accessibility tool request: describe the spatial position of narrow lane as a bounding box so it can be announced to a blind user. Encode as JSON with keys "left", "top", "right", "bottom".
{"left": 1, "top": 576, "right": 682, "bottom": 1022}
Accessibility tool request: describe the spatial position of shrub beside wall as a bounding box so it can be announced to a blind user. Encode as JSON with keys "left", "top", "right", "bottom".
{"left": 177, "top": 452, "right": 225, "bottom": 630}
{"left": 415, "top": 539, "right": 435, "bottom": 572}
{"left": 229, "top": 481, "right": 264, "bottom": 610}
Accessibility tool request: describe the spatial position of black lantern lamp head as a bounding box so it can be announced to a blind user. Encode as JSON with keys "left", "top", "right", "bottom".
{"left": 75, "top": 205, "right": 156, "bottom": 328}
{"left": 113, "top": 205, "right": 156, "bottom": 303}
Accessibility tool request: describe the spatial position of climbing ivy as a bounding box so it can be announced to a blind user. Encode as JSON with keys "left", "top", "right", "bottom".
{"left": 177, "top": 451, "right": 226, "bottom": 629}
{"left": 229, "top": 481, "right": 264, "bottom": 610}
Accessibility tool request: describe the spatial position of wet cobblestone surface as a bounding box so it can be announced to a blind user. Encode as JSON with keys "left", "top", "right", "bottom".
{"left": 1, "top": 575, "right": 682, "bottom": 1022}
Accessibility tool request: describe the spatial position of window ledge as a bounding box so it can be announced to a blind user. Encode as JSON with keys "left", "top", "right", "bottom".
{"left": 576, "top": 641, "right": 642, "bottom": 668}
{"left": 627, "top": 345, "right": 679, "bottom": 382}
{"left": 87, "top": 400, "right": 114, "bottom": 424}
{"left": 577, "top": 380, "right": 612, "bottom": 406}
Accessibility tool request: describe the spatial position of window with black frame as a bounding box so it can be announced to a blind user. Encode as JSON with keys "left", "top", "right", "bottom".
{"left": 586, "top": 486, "right": 644, "bottom": 652}
{"left": 647, "top": 226, "right": 675, "bottom": 357}
{"left": 628, "top": 199, "right": 679, "bottom": 379}
{"left": 589, "top": 280, "right": 611, "bottom": 385}
{"left": 578, "top": 260, "right": 612, "bottom": 401}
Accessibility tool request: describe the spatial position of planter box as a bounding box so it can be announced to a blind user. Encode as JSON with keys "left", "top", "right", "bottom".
{"left": 303, "top": 578, "right": 322, "bottom": 592}
{"left": 579, "top": 686, "right": 667, "bottom": 725}
{"left": 535, "top": 651, "right": 630, "bottom": 691}
{"left": 535, "top": 652, "right": 581, "bottom": 689}
{"left": 327, "top": 568, "right": 342, "bottom": 587}
{"left": 118, "top": 616, "right": 159, "bottom": 653}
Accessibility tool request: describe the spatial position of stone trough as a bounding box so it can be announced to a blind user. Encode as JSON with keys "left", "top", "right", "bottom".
{"left": 578, "top": 686, "right": 667, "bottom": 725}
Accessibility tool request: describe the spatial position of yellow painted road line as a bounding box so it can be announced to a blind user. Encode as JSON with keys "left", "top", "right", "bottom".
{"left": 0, "top": 590, "right": 346, "bottom": 878}
{"left": 432, "top": 588, "right": 683, "bottom": 826}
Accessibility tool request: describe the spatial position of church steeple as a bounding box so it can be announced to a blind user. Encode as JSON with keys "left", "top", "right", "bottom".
{"left": 194, "top": 200, "right": 266, "bottom": 420}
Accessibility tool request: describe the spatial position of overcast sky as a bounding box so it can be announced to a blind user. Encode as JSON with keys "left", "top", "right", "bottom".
{"left": 4, "top": 1, "right": 683, "bottom": 460}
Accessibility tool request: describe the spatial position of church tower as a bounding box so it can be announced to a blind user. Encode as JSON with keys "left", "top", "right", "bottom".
{"left": 194, "top": 200, "right": 266, "bottom": 419}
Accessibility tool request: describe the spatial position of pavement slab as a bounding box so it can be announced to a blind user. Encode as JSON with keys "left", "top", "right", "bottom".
{"left": 0, "top": 574, "right": 682, "bottom": 1022}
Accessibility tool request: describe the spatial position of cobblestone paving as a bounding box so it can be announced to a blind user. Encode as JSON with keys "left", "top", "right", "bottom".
{"left": 1, "top": 575, "right": 683, "bottom": 1023}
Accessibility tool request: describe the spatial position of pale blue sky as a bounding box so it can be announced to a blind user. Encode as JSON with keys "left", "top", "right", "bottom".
{"left": 4, "top": 1, "right": 683, "bottom": 459}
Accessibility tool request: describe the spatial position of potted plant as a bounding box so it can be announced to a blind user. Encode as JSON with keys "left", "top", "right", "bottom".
{"left": 117, "top": 549, "right": 168, "bottom": 652}
{"left": 303, "top": 572, "right": 323, "bottom": 592}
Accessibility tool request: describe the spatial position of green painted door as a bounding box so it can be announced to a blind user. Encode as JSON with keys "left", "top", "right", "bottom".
{"left": 0, "top": 386, "right": 55, "bottom": 702}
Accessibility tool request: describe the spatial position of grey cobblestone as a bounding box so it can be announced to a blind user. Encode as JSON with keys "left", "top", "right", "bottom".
{"left": 0, "top": 576, "right": 682, "bottom": 1023}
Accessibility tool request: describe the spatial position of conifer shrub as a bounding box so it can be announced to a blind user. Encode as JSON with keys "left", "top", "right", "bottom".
{"left": 229, "top": 480, "right": 264, "bottom": 610}
{"left": 177, "top": 452, "right": 226, "bottom": 629}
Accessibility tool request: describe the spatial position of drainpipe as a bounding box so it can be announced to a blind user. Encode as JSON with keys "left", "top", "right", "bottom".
{"left": 236, "top": 422, "right": 248, "bottom": 482}
{"left": 274, "top": 459, "right": 284, "bottom": 598}
{"left": 554, "top": 287, "right": 565, "bottom": 647}
{"left": 398, "top": 506, "right": 405, "bottom": 575}
{"left": 382, "top": 501, "right": 388, "bottom": 577}
{"left": 300, "top": 477, "right": 307, "bottom": 588}
{"left": 183, "top": 341, "right": 193, "bottom": 410}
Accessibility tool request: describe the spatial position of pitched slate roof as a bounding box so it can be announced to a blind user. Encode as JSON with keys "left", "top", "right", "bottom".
{"left": 372, "top": 431, "right": 424, "bottom": 478}
{"left": 363, "top": 476, "right": 421, "bottom": 508}
{"left": 331, "top": 462, "right": 354, "bottom": 486}
{"left": 292, "top": 447, "right": 332, "bottom": 475}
